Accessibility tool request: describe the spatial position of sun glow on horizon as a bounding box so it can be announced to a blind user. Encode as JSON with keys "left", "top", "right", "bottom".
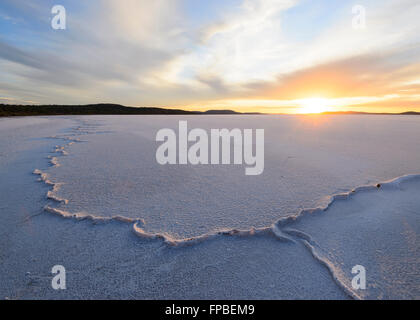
{"left": 170, "top": 93, "right": 420, "bottom": 114}
{"left": 298, "top": 98, "right": 333, "bottom": 114}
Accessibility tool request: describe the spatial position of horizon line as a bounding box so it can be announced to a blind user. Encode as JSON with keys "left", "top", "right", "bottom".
{"left": 1, "top": 103, "right": 420, "bottom": 116}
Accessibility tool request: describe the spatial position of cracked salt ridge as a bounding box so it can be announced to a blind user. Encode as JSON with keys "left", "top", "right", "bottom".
{"left": 281, "top": 176, "right": 420, "bottom": 300}
{"left": 38, "top": 159, "right": 419, "bottom": 247}
{"left": 32, "top": 135, "right": 82, "bottom": 204}
{"left": 32, "top": 118, "right": 420, "bottom": 299}
{"left": 33, "top": 169, "right": 68, "bottom": 205}
{"left": 130, "top": 174, "right": 420, "bottom": 300}
{"left": 34, "top": 120, "right": 140, "bottom": 223}
{"left": 33, "top": 146, "right": 420, "bottom": 299}
{"left": 273, "top": 173, "right": 420, "bottom": 228}
{"left": 43, "top": 205, "right": 145, "bottom": 224}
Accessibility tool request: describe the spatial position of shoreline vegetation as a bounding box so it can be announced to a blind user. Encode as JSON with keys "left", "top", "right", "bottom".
{"left": 0, "top": 103, "right": 419, "bottom": 117}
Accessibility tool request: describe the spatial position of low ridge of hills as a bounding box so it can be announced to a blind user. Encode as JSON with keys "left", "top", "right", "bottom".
{"left": 0, "top": 103, "right": 418, "bottom": 117}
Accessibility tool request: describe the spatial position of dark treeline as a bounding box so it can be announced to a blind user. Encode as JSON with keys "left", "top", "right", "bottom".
{"left": 1, "top": 104, "right": 418, "bottom": 117}
{"left": 0, "top": 104, "right": 199, "bottom": 117}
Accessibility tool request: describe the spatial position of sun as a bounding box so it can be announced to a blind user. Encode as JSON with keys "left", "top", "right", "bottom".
{"left": 298, "top": 98, "right": 332, "bottom": 114}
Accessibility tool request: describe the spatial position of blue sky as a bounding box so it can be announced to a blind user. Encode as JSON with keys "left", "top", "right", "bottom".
{"left": 0, "top": 0, "right": 419, "bottom": 113}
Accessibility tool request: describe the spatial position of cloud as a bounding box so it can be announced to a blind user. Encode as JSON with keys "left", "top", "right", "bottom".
{"left": 0, "top": 0, "right": 191, "bottom": 104}
{"left": 0, "top": 0, "right": 419, "bottom": 111}
{"left": 162, "top": 0, "right": 299, "bottom": 86}
{"left": 167, "top": 0, "right": 420, "bottom": 111}
{"left": 256, "top": 48, "right": 420, "bottom": 100}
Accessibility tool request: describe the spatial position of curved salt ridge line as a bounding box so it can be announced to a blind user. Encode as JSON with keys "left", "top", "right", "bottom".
{"left": 282, "top": 227, "right": 361, "bottom": 300}
{"left": 131, "top": 173, "right": 420, "bottom": 300}
{"left": 34, "top": 129, "right": 83, "bottom": 203}
{"left": 301, "top": 239, "right": 362, "bottom": 300}
{"left": 272, "top": 173, "right": 420, "bottom": 229}
{"left": 130, "top": 174, "right": 420, "bottom": 248}
{"left": 44, "top": 206, "right": 145, "bottom": 224}
{"left": 48, "top": 156, "right": 60, "bottom": 167}
{"left": 33, "top": 169, "right": 69, "bottom": 204}
{"left": 46, "top": 190, "right": 68, "bottom": 204}
{"left": 35, "top": 121, "right": 142, "bottom": 226}
{"left": 273, "top": 174, "right": 420, "bottom": 300}
{"left": 33, "top": 123, "right": 420, "bottom": 298}
{"left": 36, "top": 172, "right": 420, "bottom": 248}
{"left": 54, "top": 146, "right": 69, "bottom": 156}
{"left": 132, "top": 223, "right": 294, "bottom": 247}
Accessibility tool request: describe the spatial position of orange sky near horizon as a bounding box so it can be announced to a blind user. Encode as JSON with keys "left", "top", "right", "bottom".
{"left": 168, "top": 58, "right": 420, "bottom": 114}
{"left": 1, "top": 1, "right": 419, "bottom": 114}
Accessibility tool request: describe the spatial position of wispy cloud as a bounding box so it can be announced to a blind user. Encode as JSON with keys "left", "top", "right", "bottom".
{"left": 0, "top": 0, "right": 419, "bottom": 112}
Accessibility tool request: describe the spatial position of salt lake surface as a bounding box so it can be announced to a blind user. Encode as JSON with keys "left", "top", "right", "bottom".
{"left": 0, "top": 115, "right": 419, "bottom": 299}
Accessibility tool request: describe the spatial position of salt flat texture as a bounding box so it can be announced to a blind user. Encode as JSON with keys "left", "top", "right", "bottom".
{"left": 0, "top": 115, "right": 419, "bottom": 299}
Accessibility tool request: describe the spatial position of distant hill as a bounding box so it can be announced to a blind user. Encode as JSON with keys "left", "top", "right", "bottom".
{"left": 400, "top": 111, "right": 420, "bottom": 115}
{"left": 0, "top": 103, "right": 418, "bottom": 117}
{"left": 0, "top": 104, "right": 198, "bottom": 117}
{"left": 0, "top": 104, "right": 263, "bottom": 117}
{"left": 321, "top": 111, "right": 420, "bottom": 115}
{"left": 203, "top": 109, "right": 239, "bottom": 114}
